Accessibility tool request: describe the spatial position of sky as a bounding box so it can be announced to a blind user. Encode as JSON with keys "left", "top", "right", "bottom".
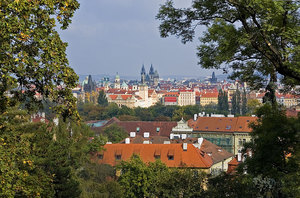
{"left": 59, "top": 0, "right": 220, "bottom": 78}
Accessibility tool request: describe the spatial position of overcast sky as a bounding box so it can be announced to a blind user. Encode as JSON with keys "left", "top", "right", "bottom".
{"left": 59, "top": 0, "right": 220, "bottom": 78}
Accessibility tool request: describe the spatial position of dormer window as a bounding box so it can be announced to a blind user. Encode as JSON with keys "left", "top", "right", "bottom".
{"left": 136, "top": 127, "right": 140, "bottom": 132}
{"left": 168, "top": 150, "right": 174, "bottom": 160}
{"left": 97, "top": 154, "right": 103, "bottom": 159}
{"left": 115, "top": 155, "right": 121, "bottom": 160}
{"left": 115, "top": 150, "right": 122, "bottom": 160}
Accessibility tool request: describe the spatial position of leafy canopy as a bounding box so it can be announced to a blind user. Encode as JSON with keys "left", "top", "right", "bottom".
{"left": 157, "top": 0, "right": 300, "bottom": 89}
{"left": 0, "top": 0, "right": 80, "bottom": 118}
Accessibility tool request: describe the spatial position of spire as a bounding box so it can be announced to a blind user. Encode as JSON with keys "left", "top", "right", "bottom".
{"left": 149, "top": 64, "right": 154, "bottom": 75}
{"left": 141, "top": 64, "right": 146, "bottom": 75}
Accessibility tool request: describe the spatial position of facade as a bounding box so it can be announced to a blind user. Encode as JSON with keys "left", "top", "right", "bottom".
{"left": 178, "top": 90, "right": 196, "bottom": 106}
{"left": 162, "top": 92, "right": 179, "bottom": 106}
{"left": 107, "top": 94, "right": 137, "bottom": 108}
{"left": 199, "top": 92, "right": 218, "bottom": 106}
{"left": 186, "top": 116, "right": 257, "bottom": 155}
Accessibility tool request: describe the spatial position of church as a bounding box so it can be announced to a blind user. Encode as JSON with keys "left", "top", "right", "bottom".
{"left": 140, "top": 64, "right": 159, "bottom": 86}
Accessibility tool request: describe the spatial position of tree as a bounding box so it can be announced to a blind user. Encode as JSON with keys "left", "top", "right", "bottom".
{"left": 247, "top": 99, "right": 261, "bottom": 115}
{"left": 102, "top": 124, "right": 128, "bottom": 143}
{"left": 98, "top": 90, "right": 108, "bottom": 106}
{"left": 157, "top": 1, "right": 300, "bottom": 91}
{"left": 218, "top": 89, "right": 229, "bottom": 114}
{"left": 241, "top": 89, "right": 248, "bottom": 115}
{"left": 241, "top": 104, "right": 300, "bottom": 197}
{"left": 0, "top": 0, "right": 80, "bottom": 119}
{"left": 0, "top": 108, "right": 54, "bottom": 197}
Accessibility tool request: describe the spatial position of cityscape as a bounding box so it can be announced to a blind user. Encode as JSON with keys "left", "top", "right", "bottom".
{"left": 1, "top": 0, "right": 299, "bottom": 197}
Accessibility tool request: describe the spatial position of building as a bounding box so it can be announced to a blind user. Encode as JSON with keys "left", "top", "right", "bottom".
{"left": 82, "top": 75, "right": 96, "bottom": 93}
{"left": 94, "top": 143, "right": 213, "bottom": 172}
{"left": 178, "top": 90, "right": 195, "bottom": 106}
{"left": 140, "top": 64, "right": 159, "bottom": 86}
{"left": 162, "top": 92, "right": 179, "bottom": 106}
{"left": 186, "top": 116, "right": 257, "bottom": 154}
{"left": 199, "top": 92, "right": 218, "bottom": 106}
{"left": 114, "top": 73, "right": 121, "bottom": 89}
{"left": 210, "top": 72, "right": 217, "bottom": 84}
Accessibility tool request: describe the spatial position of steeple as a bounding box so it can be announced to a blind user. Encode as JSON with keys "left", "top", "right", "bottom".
{"left": 149, "top": 64, "right": 154, "bottom": 75}
{"left": 141, "top": 64, "right": 146, "bottom": 75}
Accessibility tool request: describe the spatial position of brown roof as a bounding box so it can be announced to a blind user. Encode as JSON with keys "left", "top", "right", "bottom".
{"left": 116, "top": 121, "right": 177, "bottom": 137}
{"left": 188, "top": 116, "right": 257, "bottom": 133}
{"left": 94, "top": 143, "right": 213, "bottom": 168}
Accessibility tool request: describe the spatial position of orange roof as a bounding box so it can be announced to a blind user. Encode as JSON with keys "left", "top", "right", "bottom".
{"left": 121, "top": 95, "right": 132, "bottom": 100}
{"left": 94, "top": 144, "right": 213, "bottom": 168}
{"left": 200, "top": 92, "right": 218, "bottom": 98}
{"left": 108, "top": 95, "right": 118, "bottom": 100}
{"left": 188, "top": 116, "right": 257, "bottom": 133}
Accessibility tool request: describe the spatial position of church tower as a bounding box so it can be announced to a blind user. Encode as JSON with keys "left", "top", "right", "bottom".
{"left": 114, "top": 73, "right": 120, "bottom": 89}
{"left": 141, "top": 65, "right": 146, "bottom": 84}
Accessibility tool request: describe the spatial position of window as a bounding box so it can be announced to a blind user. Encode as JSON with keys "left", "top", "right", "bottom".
{"left": 238, "top": 139, "right": 242, "bottom": 146}
{"left": 154, "top": 155, "right": 161, "bottom": 159}
{"left": 115, "top": 155, "right": 121, "bottom": 160}
{"left": 226, "top": 125, "right": 231, "bottom": 130}
{"left": 136, "top": 127, "right": 140, "bottom": 132}
{"left": 243, "top": 139, "right": 246, "bottom": 144}
{"left": 156, "top": 127, "right": 160, "bottom": 132}
{"left": 168, "top": 155, "right": 174, "bottom": 160}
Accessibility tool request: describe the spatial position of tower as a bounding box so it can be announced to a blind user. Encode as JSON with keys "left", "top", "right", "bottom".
{"left": 149, "top": 64, "right": 154, "bottom": 81}
{"left": 141, "top": 65, "right": 146, "bottom": 84}
{"left": 114, "top": 73, "right": 120, "bottom": 89}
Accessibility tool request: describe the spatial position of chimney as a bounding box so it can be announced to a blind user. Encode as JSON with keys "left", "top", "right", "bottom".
{"left": 164, "top": 141, "right": 170, "bottom": 144}
{"left": 181, "top": 134, "right": 187, "bottom": 140}
{"left": 130, "top": 132, "right": 136, "bottom": 138}
{"left": 237, "top": 151, "right": 242, "bottom": 162}
{"left": 143, "top": 140, "right": 150, "bottom": 144}
{"left": 125, "top": 138, "right": 130, "bottom": 144}
{"left": 198, "top": 137, "right": 203, "bottom": 147}
{"left": 144, "top": 132, "right": 150, "bottom": 138}
{"left": 182, "top": 143, "right": 187, "bottom": 151}
{"left": 170, "top": 133, "right": 174, "bottom": 140}
{"left": 194, "top": 114, "right": 197, "bottom": 121}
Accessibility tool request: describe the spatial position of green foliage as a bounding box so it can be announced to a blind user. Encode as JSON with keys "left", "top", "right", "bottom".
{"left": 0, "top": 108, "right": 54, "bottom": 197}
{"left": 102, "top": 124, "right": 128, "bottom": 143}
{"left": 157, "top": 0, "right": 300, "bottom": 89}
{"left": 217, "top": 89, "right": 229, "bottom": 115}
{"left": 98, "top": 90, "right": 108, "bottom": 107}
{"left": 205, "top": 173, "right": 259, "bottom": 198}
{"left": 241, "top": 89, "right": 248, "bottom": 115}
{"left": 118, "top": 155, "right": 206, "bottom": 198}
{"left": 0, "top": 0, "right": 80, "bottom": 119}
{"left": 231, "top": 89, "right": 241, "bottom": 115}
{"left": 240, "top": 104, "right": 300, "bottom": 197}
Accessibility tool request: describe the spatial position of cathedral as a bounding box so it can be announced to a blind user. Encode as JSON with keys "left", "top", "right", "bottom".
{"left": 140, "top": 64, "right": 159, "bottom": 86}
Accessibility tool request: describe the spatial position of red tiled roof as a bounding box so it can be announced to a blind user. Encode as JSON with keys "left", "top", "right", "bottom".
{"left": 200, "top": 92, "right": 218, "bottom": 98}
{"left": 95, "top": 143, "right": 213, "bottom": 168}
{"left": 121, "top": 95, "right": 132, "bottom": 100}
{"left": 164, "top": 97, "right": 177, "bottom": 102}
{"left": 108, "top": 95, "right": 118, "bottom": 100}
{"left": 188, "top": 116, "right": 257, "bottom": 133}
